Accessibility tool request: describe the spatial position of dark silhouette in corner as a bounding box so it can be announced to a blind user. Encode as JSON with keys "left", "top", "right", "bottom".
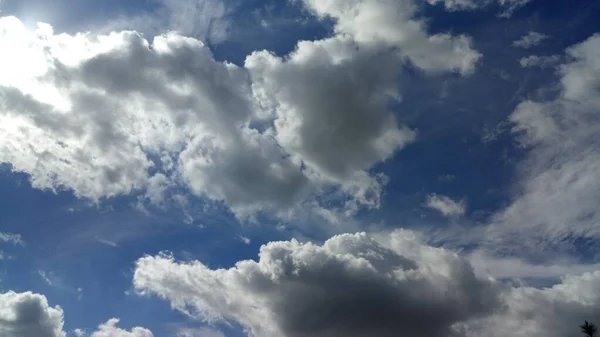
{"left": 581, "top": 321, "right": 598, "bottom": 337}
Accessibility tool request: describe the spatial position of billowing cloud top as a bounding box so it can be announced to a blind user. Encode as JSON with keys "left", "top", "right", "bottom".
{"left": 0, "top": 0, "right": 481, "bottom": 218}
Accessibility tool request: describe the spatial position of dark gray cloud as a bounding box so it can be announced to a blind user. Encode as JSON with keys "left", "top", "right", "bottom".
{"left": 0, "top": 291, "right": 65, "bottom": 337}
{"left": 134, "top": 231, "right": 504, "bottom": 337}
{"left": 134, "top": 231, "right": 600, "bottom": 337}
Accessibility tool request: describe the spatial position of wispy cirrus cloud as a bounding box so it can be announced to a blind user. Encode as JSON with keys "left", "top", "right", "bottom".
{"left": 0, "top": 232, "right": 24, "bottom": 246}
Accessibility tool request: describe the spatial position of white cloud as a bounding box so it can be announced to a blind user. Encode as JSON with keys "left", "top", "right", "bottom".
{"left": 0, "top": 7, "right": 481, "bottom": 219}
{"left": 246, "top": 35, "right": 416, "bottom": 210}
{"left": 0, "top": 232, "right": 24, "bottom": 246}
{"left": 89, "top": 319, "right": 153, "bottom": 337}
{"left": 468, "top": 250, "right": 600, "bottom": 280}
{"left": 519, "top": 55, "right": 561, "bottom": 68}
{"left": 302, "top": 0, "right": 481, "bottom": 75}
{"left": 481, "top": 34, "right": 600, "bottom": 257}
{"left": 74, "top": 328, "right": 86, "bottom": 337}
{"left": 513, "top": 31, "right": 550, "bottom": 48}
{"left": 425, "top": 194, "right": 466, "bottom": 216}
{"left": 177, "top": 327, "right": 225, "bottom": 337}
{"left": 134, "top": 230, "right": 600, "bottom": 337}
{"left": 0, "top": 291, "right": 65, "bottom": 337}
{"left": 0, "top": 16, "right": 308, "bottom": 217}
{"left": 458, "top": 271, "right": 600, "bottom": 337}
{"left": 134, "top": 231, "right": 503, "bottom": 337}
{"left": 38, "top": 270, "right": 53, "bottom": 286}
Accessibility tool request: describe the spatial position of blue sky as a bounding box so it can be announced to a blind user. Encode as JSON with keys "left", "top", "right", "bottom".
{"left": 1, "top": 0, "right": 600, "bottom": 337}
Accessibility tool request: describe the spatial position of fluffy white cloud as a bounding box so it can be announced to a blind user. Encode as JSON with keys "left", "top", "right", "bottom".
{"left": 89, "top": 319, "right": 153, "bottom": 337}
{"left": 134, "top": 231, "right": 503, "bottom": 337}
{"left": 513, "top": 31, "right": 550, "bottom": 48}
{"left": 425, "top": 194, "right": 466, "bottom": 216}
{"left": 134, "top": 230, "right": 600, "bottom": 337}
{"left": 519, "top": 55, "right": 561, "bottom": 68}
{"left": 0, "top": 16, "right": 308, "bottom": 216}
{"left": 483, "top": 34, "right": 600, "bottom": 256}
{"left": 0, "top": 6, "right": 481, "bottom": 218}
{"left": 302, "top": 0, "right": 481, "bottom": 75}
{"left": 0, "top": 291, "right": 65, "bottom": 337}
{"left": 246, "top": 36, "right": 415, "bottom": 210}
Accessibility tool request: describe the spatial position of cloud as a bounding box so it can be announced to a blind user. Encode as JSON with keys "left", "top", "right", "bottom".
{"left": 513, "top": 31, "right": 550, "bottom": 48}
{"left": 0, "top": 16, "right": 308, "bottom": 217}
{"left": 480, "top": 34, "right": 600, "bottom": 257}
{"left": 0, "top": 232, "right": 24, "bottom": 246}
{"left": 89, "top": 319, "right": 153, "bottom": 337}
{"left": 38, "top": 270, "right": 53, "bottom": 286}
{"left": 134, "top": 231, "right": 503, "bottom": 337}
{"left": 519, "top": 55, "right": 561, "bottom": 68}
{"left": 458, "top": 271, "right": 600, "bottom": 337}
{"left": 0, "top": 291, "right": 65, "bottom": 337}
{"left": 301, "top": 0, "right": 481, "bottom": 75}
{"left": 177, "top": 327, "right": 225, "bottom": 337}
{"left": 246, "top": 36, "right": 415, "bottom": 211}
{"left": 0, "top": 7, "right": 480, "bottom": 219}
{"left": 103, "top": 0, "right": 232, "bottom": 44}
{"left": 425, "top": 194, "right": 466, "bottom": 216}
{"left": 0, "top": 291, "right": 153, "bottom": 337}
{"left": 134, "top": 230, "right": 600, "bottom": 337}
{"left": 427, "top": 0, "right": 533, "bottom": 16}
{"left": 468, "top": 250, "right": 600, "bottom": 280}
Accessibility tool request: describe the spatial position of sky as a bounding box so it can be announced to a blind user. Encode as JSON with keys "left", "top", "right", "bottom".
{"left": 0, "top": 0, "right": 600, "bottom": 336}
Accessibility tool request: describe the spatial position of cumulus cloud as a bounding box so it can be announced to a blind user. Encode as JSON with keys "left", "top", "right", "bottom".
{"left": 482, "top": 34, "right": 600, "bottom": 256}
{"left": 425, "top": 194, "right": 466, "bottom": 216}
{"left": 302, "top": 0, "right": 481, "bottom": 75}
{"left": 0, "top": 291, "right": 65, "bottom": 337}
{"left": 0, "top": 5, "right": 481, "bottom": 219}
{"left": 134, "top": 230, "right": 600, "bottom": 337}
{"left": 0, "top": 292, "right": 153, "bottom": 337}
{"left": 134, "top": 231, "right": 503, "bottom": 337}
{"left": 519, "top": 55, "right": 561, "bottom": 68}
{"left": 513, "top": 31, "right": 550, "bottom": 48}
{"left": 0, "top": 15, "right": 308, "bottom": 216}
{"left": 246, "top": 36, "right": 415, "bottom": 210}
{"left": 88, "top": 319, "right": 153, "bottom": 337}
